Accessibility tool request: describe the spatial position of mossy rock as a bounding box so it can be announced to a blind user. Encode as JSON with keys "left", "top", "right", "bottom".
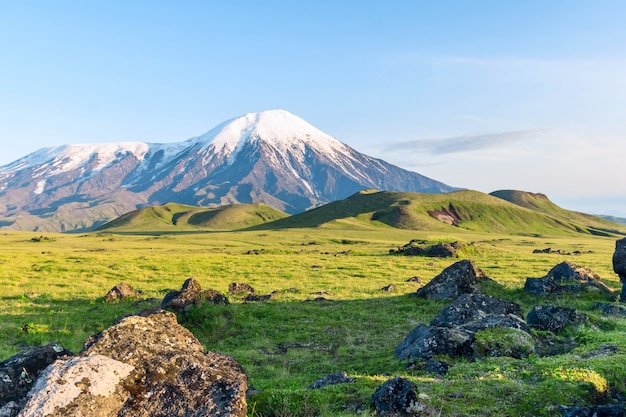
{"left": 473, "top": 327, "right": 536, "bottom": 359}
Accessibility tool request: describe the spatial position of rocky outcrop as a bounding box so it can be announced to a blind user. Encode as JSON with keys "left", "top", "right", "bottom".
{"left": 412, "top": 260, "right": 490, "bottom": 301}
{"left": 397, "top": 293, "right": 532, "bottom": 360}
{"left": 395, "top": 324, "right": 474, "bottom": 360}
{"left": 527, "top": 305, "right": 588, "bottom": 333}
{"left": 0, "top": 344, "right": 73, "bottom": 414}
{"left": 371, "top": 377, "right": 426, "bottom": 417}
{"left": 613, "top": 238, "right": 626, "bottom": 301}
{"left": 104, "top": 282, "right": 142, "bottom": 303}
{"left": 391, "top": 240, "right": 465, "bottom": 258}
{"left": 524, "top": 261, "right": 613, "bottom": 296}
{"left": 430, "top": 293, "right": 527, "bottom": 331}
{"left": 18, "top": 355, "right": 134, "bottom": 417}
{"left": 81, "top": 310, "right": 248, "bottom": 417}
{"left": 6, "top": 311, "right": 248, "bottom": 417}
{"left": 161, "top": 278, "right": 229, "bottom": 312}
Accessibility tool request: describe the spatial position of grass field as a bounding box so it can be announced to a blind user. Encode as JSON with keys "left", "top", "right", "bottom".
{"left": 1, "top": 227, "right": 624, "bottom": 416}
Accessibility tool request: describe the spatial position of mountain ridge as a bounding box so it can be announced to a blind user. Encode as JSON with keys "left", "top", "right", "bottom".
{"left": 0, "top": 110, "right": 457, "bottom": 232}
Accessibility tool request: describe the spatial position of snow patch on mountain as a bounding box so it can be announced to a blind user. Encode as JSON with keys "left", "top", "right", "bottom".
{"left": 0, "top": 143, "right": 150, "bottom": 177}
{"left": 193, "top": 110, "right": 352, "bottom": 166}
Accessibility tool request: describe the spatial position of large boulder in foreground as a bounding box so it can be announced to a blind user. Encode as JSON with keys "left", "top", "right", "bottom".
{"left": 412, "top": 260, "right": 491, "bottom": 300}
{"left": 613, "top": 238, "right": 626, "bottom": 301}
{"left": 18, "top": 355, "right": 134, "bottom": 417}
{"left": 0, "top": 343, "right": 73, "bottom": 413}
{"left": 12, "top": 311, "right": 248, "bottom": 417}
{"left": 81, "top": 310, "right": 248, "bottom": 417}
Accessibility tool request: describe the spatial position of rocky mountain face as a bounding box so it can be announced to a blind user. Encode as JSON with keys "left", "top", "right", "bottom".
{"left": 0, "top": 110, "right": 456, "bottom": 232}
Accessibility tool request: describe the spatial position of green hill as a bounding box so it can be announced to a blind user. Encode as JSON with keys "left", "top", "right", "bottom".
{"left": 97, "top": 202, "right": 289, "bottom": 232}
{"left": 252, "top": 189, "right": 626, "bottom": 236}
{"left": 490, "top": 189, "right": 625, "bottom": 236}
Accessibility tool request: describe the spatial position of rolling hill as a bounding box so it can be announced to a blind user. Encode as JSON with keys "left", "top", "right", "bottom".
{"left": 97, "top": 202, "right": 288, "bottom": 232}
{"left": 101, "top": 189, "right": 626, "bottom": 237}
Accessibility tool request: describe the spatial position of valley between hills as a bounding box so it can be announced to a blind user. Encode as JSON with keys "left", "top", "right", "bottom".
{"left": 1, "top": 188, "right": 626, "bottom": 416}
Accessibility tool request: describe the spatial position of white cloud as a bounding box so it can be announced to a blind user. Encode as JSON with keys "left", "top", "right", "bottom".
{"left": 383, "top": 129, "right": 544, "bottom": 155}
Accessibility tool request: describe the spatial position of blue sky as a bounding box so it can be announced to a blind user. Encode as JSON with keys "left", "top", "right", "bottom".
{"left": 1, "top": 1, "right": 625, "bottom": 215}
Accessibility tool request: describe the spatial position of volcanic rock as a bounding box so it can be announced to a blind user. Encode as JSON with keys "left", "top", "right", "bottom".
{"left": 104, "top": 282, "right": 142, "bottom": 303}
{"left": 18, "top": 355, "right": 134, "bottom": 417}
{"left": 412, "top": 260, "right": 490, "bottom": 300}
{"left": 0, "top": 344, "right": 73, "bottom": 412}
{"left": 613, "top": 238, "right": 626, "bottom": 300}
{"left": 371, "top": 377, "right": 425, "bottom": 416}
{"left": 527, "top": 305, "right": 588, "bottom": 333}
{"left": 81, "top": 310, "right": 248, "bottom": 417}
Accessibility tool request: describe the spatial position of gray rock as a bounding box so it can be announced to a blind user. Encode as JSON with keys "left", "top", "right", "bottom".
{"left": 18, "top": 355, "right": 134, "bottom": 417}
{"left": 430, "top": 293, "right": 525, "bottom": 329}
{"left": 527, "top": 305, "right": 588, "bottom": 333}
{"left": 593, "top": 302, "right": 626, "bottom": 317}
{"left": 524, "top": 261, "right": 613, "bottom": 296}
{"left": 562, "top": 404, "right": 626, "bottom": 417}
{"left": 371, "top": 377, "right": 425, "bottom": 416}
{"left": 104, "top": 282, "right": 141, "bottom": 303}
{"left": 412, "top": 260, "right": 489, "bottom": 300}
{"left": 228, "top": 282, "right": 255, "bottom": 295}
{"left": 0, "top": 343, "right": 73, "bottom": 411}
{"left": 613, "top": 238, "right": 626, "bottom": 300}
{"left": 307, "top": 371, "right": 355, "bottom": 389}
{"left": 81, "top": 310, "right": 248, "bottom": 417}
{"left": 161, "top": 279, "right": 229, "bottom": 313}
{"left": 398, "top": 294, "right": 533, "bottom": 361}
{"left": 395, "top": 324, "right": 473, "bottom": 360}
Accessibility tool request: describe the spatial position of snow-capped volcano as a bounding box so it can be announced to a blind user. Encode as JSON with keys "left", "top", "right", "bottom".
{"left": 0, "top": 110, "right": 457, "bottom": 232}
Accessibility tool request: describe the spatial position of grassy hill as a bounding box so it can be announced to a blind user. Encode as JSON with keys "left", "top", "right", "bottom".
{"left": 253, "top": 189, "right": 626, "bottom": 237}
{"left": 490, "top": 189, "right": 626, "bottom": 236}
{"left": 97, "top": 189, "right": 626, "bottom": 238}
{"left": 97, "top": 202, "right": 288, "bottom": 232}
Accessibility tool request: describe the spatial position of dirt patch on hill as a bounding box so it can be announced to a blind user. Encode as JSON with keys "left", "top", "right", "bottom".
{"left": 427, "top": 205, "right": 461, "bottom": 226}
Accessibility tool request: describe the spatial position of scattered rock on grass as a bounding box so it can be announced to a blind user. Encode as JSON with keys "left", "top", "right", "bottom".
{"left": 524, "top": 261, "right": 613, "bottom": 296}
{"left": 371, "top": 377, "right": 426, "bottom": 417}
{"left": 391, "top": 240, "right": 465, "bottom": 258}
{"left": 395, "top": 324, "right": 473, "bottom": 360}
{"left": 228, "top": 282, "right": 255, "bottom": 295}
{"left": 562, "top": 404, "right": 626, "bottom": 417}
{"left": 104, "top": 282, "right": 142, "bottom": 303}
{"left": 412, "top": 260, "right": 490, "bottom": 301}
{"left": 593, "top": 302, "right": 626, "bottom": 317}
{"left": 307, "top": 371, "right": 355, "bottom": 389}
{"left": 527, "top": 305, "right": 588, "bottom": 333}
{"left": 161, "top": 278, "right": 229, "bottom": 312}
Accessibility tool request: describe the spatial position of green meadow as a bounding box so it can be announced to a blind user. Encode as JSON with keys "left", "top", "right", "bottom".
{"left": 1, "top": 224, "right": 625, "bottom": 416}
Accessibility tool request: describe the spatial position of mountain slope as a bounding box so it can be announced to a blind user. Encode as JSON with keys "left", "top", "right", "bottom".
{"left": 490, "top": 190, "right": 625, "bottom": 236}
{"left": 252, "top": 189, "right": 626, "bottom": 236}
{"left": 97, "top": 202, "right": 288, "bottom": 232}
{"left": 0, "top": 110, "right": 457, "bottom": 232}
